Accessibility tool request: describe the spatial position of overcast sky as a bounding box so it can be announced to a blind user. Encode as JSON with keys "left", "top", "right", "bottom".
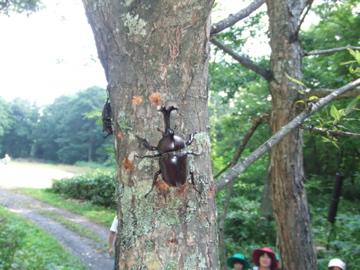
{"left": 0, "top": 0, "right": 274, "bottom": 107}
{"left": 0, "top": 0, "right": 106, "bottom": 106}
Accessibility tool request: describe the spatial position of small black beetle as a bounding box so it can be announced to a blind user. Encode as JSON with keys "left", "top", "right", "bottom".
{"left": 136, "top": 106, "right": 199, "bottom": 197}
{"left": 102, "top": 98, "right": 113, "bottom": 138}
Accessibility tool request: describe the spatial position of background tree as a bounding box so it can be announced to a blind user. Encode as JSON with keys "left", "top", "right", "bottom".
{"left": 0, "top": 97, "right": 11, "bottom": 156}
{"left": 34, "top": 87, "right": 109, "bottom": 164}
{"left": 265, "top": 1, "right": 317, "bottom": 268}
{"left": 0, "top": 87, "right": 111, "bottom": 163}
{"left": 1, "top": 99, "right": 39, "bottom": 158}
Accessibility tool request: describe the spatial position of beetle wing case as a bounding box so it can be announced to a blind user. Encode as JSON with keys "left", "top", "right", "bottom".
{"left": 159, "top": 152, "right": 188, "bottom": 187}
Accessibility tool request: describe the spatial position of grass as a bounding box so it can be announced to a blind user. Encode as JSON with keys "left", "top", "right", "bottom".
{"left": 16, "top": 188, "right": 115, "bottom": 227}
{"left": 38, "top": 209, "right": 106, "bottom": 246}
{"left": 0, "top": 206, "right": 86, "bottom": 270}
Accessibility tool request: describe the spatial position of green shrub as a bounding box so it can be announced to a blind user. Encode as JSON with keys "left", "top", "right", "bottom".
{"left": 0, "top": 207, "right": 85, "bottom": 270}
{"left": 0, "top": 216, "right": 25, "bottom": 269}
{"left": 51, "top": 170, "right": 116, "bottom": 207}
{"left": 307, "top": 175, "right": 360, "bottom": 270}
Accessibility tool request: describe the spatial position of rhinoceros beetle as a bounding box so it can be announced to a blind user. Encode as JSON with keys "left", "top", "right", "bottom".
{"left": 102, "top": 98, "right": 113, "bottom": 138}
{"left": 136, "top": 106, "right": 199, "bottom": 197}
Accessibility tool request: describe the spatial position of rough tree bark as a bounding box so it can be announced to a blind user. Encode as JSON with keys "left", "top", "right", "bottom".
{"left": 82, "top": 0, "right": 219, "bottom": 269}
{"left": 265, "top": 1, "right": 317, "bottom": 269}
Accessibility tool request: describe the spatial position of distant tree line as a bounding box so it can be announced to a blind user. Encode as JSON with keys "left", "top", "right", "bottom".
{"left": 0, "top": 86, "right": 113, "bottom": 164}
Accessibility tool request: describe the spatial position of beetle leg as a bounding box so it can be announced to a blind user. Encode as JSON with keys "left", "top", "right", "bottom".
{"left": 185, "top": 132, "right": 196, "bottom": 146}
{"left": 186, "top": 151, "right": 201, "bottom": 156}
{"left": 190, "top": 171, "right": 200, "bottom": 194}
{"left": 157, "top": 128, "right": 164, "bottom": 135}
{"left": 144, "top": 170, "right": 161, "bottom": 198}
{"left": 135, "top": 135, "right": 158, "bottom": 151}
{"left": 135, "top": 153, "right": 161, "bottom": 159}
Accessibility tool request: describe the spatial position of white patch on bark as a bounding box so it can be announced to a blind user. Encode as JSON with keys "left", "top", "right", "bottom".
{"left": 194, "top": 132, "right": 211, "bottom": 153}
{"left": 123, "top": 13, "right": 147, "bottom": 37}
{"left": 128, "top": 151, "right": 137, "bottom": 161}
{"left": 124, "top": 0, "right": 134, "bottom": 6}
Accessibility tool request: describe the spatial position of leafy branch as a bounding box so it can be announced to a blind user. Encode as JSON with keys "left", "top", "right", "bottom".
{"left": 216, "top": 78, "right": 360, "bottom": 191}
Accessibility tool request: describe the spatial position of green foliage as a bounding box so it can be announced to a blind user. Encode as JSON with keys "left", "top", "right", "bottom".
{"left": 0, "top": 87, "right": 114, "bottom": 164}
{"left": 221, "top": 195, "right": 276, "bottom": 258}
{"left": 51, "top": 170, "right": 116, "bottom": 207}
{"left": 0, "top": 98, "right": 11, "bottom": 154}
{"left": 210, "top": 14, "right": 274, "bottom": 263}
{"left": 33, "top": 86, "right": 112, "bottom": 164}
{"left": 0, "top": 206, "right": 85, "bottom": 270}
{"left": 209, "top": 59, "right": 271, "bottom": 176}
{"left": 342, "top": 49, "right": 360, "bottom": 76}
{"left": 209, "top": 2, "right": 359, "bottom": 265}
{"left": 0, "top": 98, "right": 10, "bottom": 137}
{"left": 306, "top": 174, "right": 360, "bottom": 270}
{"left": 0, "top": 215, "right": 25, "bottom": 269}
{"left": 302, "top": 0, "right": 360, "bottom": 88}
{"left": 0, "top": 98, "right": 39, "bottom": 158}
{"left": 303, "top": 96, "right": 360, "bottom": 177}
{"left": 0, "top": 0, "right": 41, "bottom": 15}
{"left": 301, "top": 0, "right": 360, "bottom": 180}
{"left": 216, "top": 158, "right": 273, "bottom": 262}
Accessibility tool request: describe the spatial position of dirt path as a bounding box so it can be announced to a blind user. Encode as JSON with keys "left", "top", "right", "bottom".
{"left": 0, "top": 161, "right": 114, "bottom": 270}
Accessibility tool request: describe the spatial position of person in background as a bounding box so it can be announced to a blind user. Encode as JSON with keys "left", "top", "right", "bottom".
{"left": 252, "top": 247, "right": 279, "bottom": 270}
{"left": 328, "top": 258, "right": 346, "bottom": 270}
{"left": 227, "top": 253, "right": 250, "bottom": 270}
{"left": 108, "top": 216, "right": 118, "bottom": 256}
{"left": 0, "top": 153, "right": 10, "bottom": 165}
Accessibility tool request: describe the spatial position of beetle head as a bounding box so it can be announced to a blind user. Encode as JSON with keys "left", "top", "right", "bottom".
{"left": 165, "top": 128, "right": 175, "bottom": 137}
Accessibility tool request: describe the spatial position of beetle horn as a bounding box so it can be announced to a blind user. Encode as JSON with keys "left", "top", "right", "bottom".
{"left": 159, "top": 106, "right": 178, "bottom": 131}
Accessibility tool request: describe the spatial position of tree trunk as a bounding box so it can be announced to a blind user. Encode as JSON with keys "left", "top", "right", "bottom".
{"left": 260, "top": 163, "right": 272, "bottom": 219}
{"left": 82, "top": 1, "right": 219, "bottom": 269}
{"left": 265, "top": 1, "right": 317, "bottom": 269}
{"left": 88, "top": 140, "right": 93, "bottom": 162}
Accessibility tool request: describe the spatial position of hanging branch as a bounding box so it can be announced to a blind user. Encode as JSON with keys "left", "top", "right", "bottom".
{"left": 216, "top": 78, "right": 360, "bottom": 191}
{"left": 304, "top": 45, "right": 360, "bottom": 56}
{"left": 303, "top": 125, "right": 360, "bottom": 138}
{"left": 211, "top": 38, "right": 272, "bottom": 81}
{"left": 215, "top": 113, "right": 269, "bottom": 178}
{"left": 211, "top": 0, "right": 265, "bottom": 35}
{"left": 307, "top": 87, "right": 360, "bottom": 98}
{"left": 291, "top": 0, "right": 314, "bottom": 42}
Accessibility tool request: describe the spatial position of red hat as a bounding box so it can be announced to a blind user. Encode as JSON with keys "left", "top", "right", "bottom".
{"left": 252, "top": 247, "right": 278, "bottom": 270}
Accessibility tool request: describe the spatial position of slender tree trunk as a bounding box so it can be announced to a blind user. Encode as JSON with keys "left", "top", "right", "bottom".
{"left": 82, "top": 1, "right": 219, "bottom": 269}
{"left": 265, "top": 1, "right": 317, "bottom": 269}
{"left": 88, "top": 140, "right": 93, "bottom": 162}
{"left": 260, "top": 163, "right": 273, "bottom": 218}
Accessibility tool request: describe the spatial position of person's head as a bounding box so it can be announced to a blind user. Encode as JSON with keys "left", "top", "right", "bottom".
{"left": 252, "top": 247, "right": 278, "bottom": 270}
{"left": 328, "top": 258, "right": 346, "bottom": 270}
{"left": 227, "top": 253, "right": 250, "bottom": 270}
{"left": 233, "top": 261, "right": 245, "bottom": 270}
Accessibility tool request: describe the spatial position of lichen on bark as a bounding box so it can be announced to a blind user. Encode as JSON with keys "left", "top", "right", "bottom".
{"left": 123, "top": 12, "right": 147, "bottom": 37}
